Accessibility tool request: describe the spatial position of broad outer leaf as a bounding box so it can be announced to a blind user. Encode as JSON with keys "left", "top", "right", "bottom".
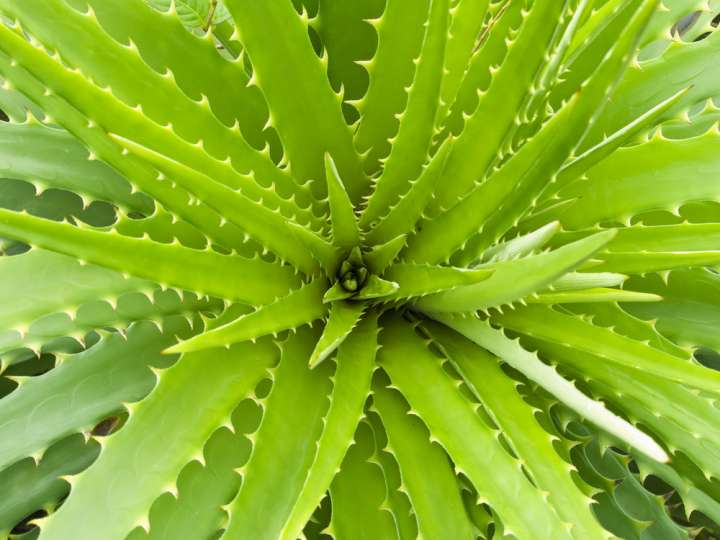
{"left": 39, "top": 339, "right": 277, "bottom": 540}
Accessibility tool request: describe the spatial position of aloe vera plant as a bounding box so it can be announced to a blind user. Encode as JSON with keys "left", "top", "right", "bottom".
{"left": 1, "top": 0, "right": 720, "bottom": 538}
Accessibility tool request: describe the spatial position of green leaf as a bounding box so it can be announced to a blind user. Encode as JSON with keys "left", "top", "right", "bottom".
{"left": 409, "top": 0, "right": 657, "bottom": 264}
{"left": 0, "top": 209, "right": 301, "bottom": 304}
{"left": 587, "top": 26, "right": 720, "bottom": 148}
{"left": 640, "top": 0, "right": 703, "bottom": 46}
{"left": 426, "top": 321, "right": 610, "bottom": 540}
{"left": 39, "top": 337, "right": 276, "bottom": 540}
{"left": 353, "top": 0, "right": 430, "bottom": 175}
{"left": 0, "top": 0, "right": 297, "bottom": 214}
{"left": 108, "top": 206, "right": 208, "bottom": 250}
{"left": 309, "top": 301, "right": 365, "bottom": 368}
{"left": 508, "top": 0, "right": 594, "bottom": 147}
{"left": 0, "top": 434, "right": 99, "bottom": 536}
{"left": 223, "top": 328, "right": 334, "bottom": 540}
{"left": 532, "top": 337, "right": 720, "bottom": 485}
{"left": 623, "top": 269, "right": 720, "bottom": 351}
{"left": 404, "top": 86, "right": 585, "bottom": 265}
{"left": 81, "top": 0, "right": 271, "bottom": 155}
{"left": 372, "top": 381, "right": 475, "bottom": 540}
{"left": 592, "top": 251, "right": 720, "bottom": 274}
{"left": 555, "top": 0, "right": 644, "bottom": 109}
{"left": 0, "top": 319, "right": 186, "bottom": 473}
{"left": 0, "top": 31, "right": 267, "bottom": 253}
{"left": 0, "top": 178, "right": 111, "bottom": 234}
{"left": 0, "top": 77, "right": 42, "bottom": 121}
{"left": 0, "top": 286, "right": 217, "bottom": 365}
{"left": 167, "top": 279, "right": 328, "bottom": 355}
{"left": 146, "top": 0, "right": 232, "bottom": 28}
{"left": 382, "top": 263, "right": 494, "bottom": 301}
{"left": 114, "top": 135, "right": 336, "bottom": 275}
{"left": 495, "top": 304, "right": 720, "bottom": 395}
{"left": 636, "top": 454, "right": 720, "bottom": 529}
{"left": 479, "top": 221, "right": 561, "bottom": 263}
{"left": 126, "top": 399, "right": 261, "bottom": 540}
{"left": 354, "top": 275, "right": 400, "bottom": 301}
{"left": 544, "top": 86, "right": 691, "bottom": 201}
{"left": 322, "top": 282, "right": 356, "bottom": 304}
{"left": 416, "top": 231, "right": 615, "bottom": 312}
{"left": 608, "top": 222, "right": 720, "bottom": 253}
{"left": 435, "top": 313, "right": 669, "bottom": 463}
{"left": 325, "top": 154, "right": 360, "bottom": 249}
{"left": 280, "top": 314, "right": 378, "bottom": 540}
{"left": 460, "top": 485, "right": 493, "bottom": 539}
{"left": 547, "top": 130, "right": 720, "bottom": 230}
{"left": 527, "top": 288, "right": 661, "bottom": 304}
{"left": 433, "top": 0, "right": 491, "bottom": 128}
{"left": 329, "top": 420, "right": 399, "bottom": 540}
{"left": 0, "top": 249, "right": 150, "bottom": 335}
{"left": 360, "top": 0, "right": 449, "bottom": 226}
{"left": 377, "top": 313, "right": 579, "bottom": 540}
{"left": 311, "top": 0, "right": 384, "bottom": 123}
{"left": 363, "top": 138, "right": 452, "bottom": 244}
{"left": 573, "top": 437, "right": 688, "bottom": 540}
{"left": 661, "top": 98, "right": 720, "bottom": 139}
{"left": 0, "top": 122, "right": 151, "bottom": 213}
{"left": 431, "top": 0, "right": 568, "bottom": 210}
{"left": 563, "top": 300, "right": 690, "bottom": 359}
{"left": 548, "top": 271, "right": 627, "bottom": 291}
{"left": 551, "top": 222, "right": 720, "bottom": 273}
{"left": 224, "top": 0, "right": 368, "bottom": 202}
{"left": 434, "top": 0, "right": 525, "bottom": 147}
{"left": 363, "top": 235, "right": 407, "bottom": 275}
{"left": 365, "top": 413, "right": 418, "bottom": 540}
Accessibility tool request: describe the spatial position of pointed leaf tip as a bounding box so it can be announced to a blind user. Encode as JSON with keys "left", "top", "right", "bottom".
{"left": 323, "top": 282, "right": 356, "bottom": 303}
{"left": 161, "top": 280, "right": 328, "bottom": 354}
{"left": 325, "top": 153, "right": 360, "bottom": 249}
{"left": 365, "top": 235, "right": 407, "bottom": 275}
{"left": 354, "top": 275, "right": 400, "bottom": 301}
{"left": 162, "top": 342, "right": 185, "bottom": 355}
{"left": 308, "top": 301, "right": 365, "bottom": 368}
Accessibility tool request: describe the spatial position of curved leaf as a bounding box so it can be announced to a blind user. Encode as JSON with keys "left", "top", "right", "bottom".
{"left": 416, "top": 231, "right": 615, "bottom": 312}
{"left": 280, "top": 314, "right": 378, "bottom": 540}
{"left": 224, "top": 0, "right": 367, "bottom": 202}
{"left": 426, "top": 321, "right": 609, "bottom": 540}
{"left": 0, "top": 209, "right": 300, "bottom": 304}
{"left": 167, "top": 279, "right": 328, "bottom": 355}
{"left": 223, "top": 328, "right": 334, "bottom": 540}
{"left": 372, "top": 382, "right": 474, "bottom": 540}
{"left": 496, "top": 304, "right": 720, "bottom": 395}
{"left": 0, "top": 319, "right": 188, "bottom": 473}
{"left": 377, "top": 313, "right": 579, "bottom": 540}
{"left": 353, "top": 0, "right": 430, "bottom": 175}
{"left": 309, "top": 302, "right": 365, "bottom": 368}
{"left": 360, "top": 0, "right": 449, "bottom": 226}
{"left": 39, "top": 338, "right": 276, "bottom": 540}
{"left": 329, "top": 420, "right": 399, "bottom": 540}
{"left": 0, "top": 122, "right": 151, "bottom": 213}
{"left": 435, "top": 313, "right": 668, "bottom": 462}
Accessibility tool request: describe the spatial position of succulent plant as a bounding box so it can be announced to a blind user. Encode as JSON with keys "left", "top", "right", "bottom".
{"left": 1, "top": 0, "right": 720, "bottom": 538}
